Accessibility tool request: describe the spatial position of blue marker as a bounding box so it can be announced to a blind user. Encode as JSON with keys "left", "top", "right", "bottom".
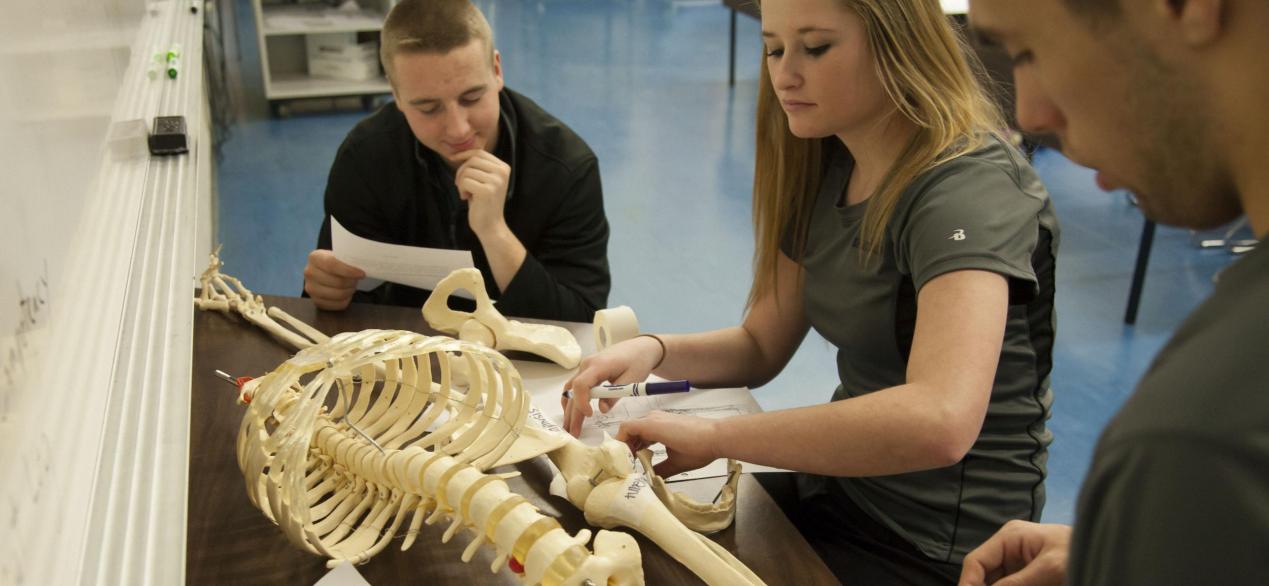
{"left": 565, "top": 379, "right": 691, "bottom": 400}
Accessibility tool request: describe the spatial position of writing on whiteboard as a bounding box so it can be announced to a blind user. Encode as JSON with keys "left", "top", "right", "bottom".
{"left": 1, "top": 261, "right": 50, "bottom": 421}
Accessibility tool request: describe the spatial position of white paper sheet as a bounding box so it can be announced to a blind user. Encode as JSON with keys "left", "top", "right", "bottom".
{"left": 330, "top": 216, "right": 475, "bottom": 298}
{"left": 524, "top": 388, "right": 786, "bottom": 481}
{"left": 512, "top": 322, "right": 787, "bottom": 482}
{"left": 314, "top": 562, "right": 371, "bottom": 586}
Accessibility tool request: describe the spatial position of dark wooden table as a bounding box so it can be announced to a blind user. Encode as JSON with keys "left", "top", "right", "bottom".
{"left": 187, "top": 295, "right": 840, "bottom": 585}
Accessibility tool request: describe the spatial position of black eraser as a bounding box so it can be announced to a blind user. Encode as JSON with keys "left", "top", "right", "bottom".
{"left": 148, "top": 115, "right": 188, "bottom": 156}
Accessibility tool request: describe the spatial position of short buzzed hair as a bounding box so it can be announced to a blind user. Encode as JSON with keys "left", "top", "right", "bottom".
{"left": 379, "top": 0, "right": 495, "bottom": 81}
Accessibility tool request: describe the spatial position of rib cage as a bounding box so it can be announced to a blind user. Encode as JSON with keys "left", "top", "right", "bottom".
{"left": 236, "top": 329, "right": 641, "bottom": 583}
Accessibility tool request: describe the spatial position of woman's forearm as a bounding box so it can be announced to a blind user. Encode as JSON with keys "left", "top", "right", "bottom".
{"left": 653, "top": 325, "right": 798, "bottom": 389}
{"left": 711, "top": 382, "right": 974, "bottom": 476}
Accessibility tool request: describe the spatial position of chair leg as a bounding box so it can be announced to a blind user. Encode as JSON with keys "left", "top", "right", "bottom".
{"left": 729, "top": 9, "right": 737, "bottom": 87}
{"left": 1124, "top": 217, "right": 1156, "bottom": 325}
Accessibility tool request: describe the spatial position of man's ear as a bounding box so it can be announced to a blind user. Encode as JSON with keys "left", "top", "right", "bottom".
{"left": 492, "top": 49, "right": 504, "bottom": 91}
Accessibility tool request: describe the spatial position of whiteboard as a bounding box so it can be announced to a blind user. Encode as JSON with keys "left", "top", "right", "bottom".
{"left": 1, "top": 0, "right": 211, "bottom": 584}
{"left": 0, "top": 0, "right": 138, "bottom": 576}
{"left": 0, "top": 2, "right": 135, "bottom": 424}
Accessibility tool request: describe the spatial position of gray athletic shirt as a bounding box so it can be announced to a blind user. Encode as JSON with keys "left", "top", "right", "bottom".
{"left": 784, "top": 136, "right": 1059, "bottom": 563}
{"left": 1068, "top": 241, "right": 1269, "bottom": 585}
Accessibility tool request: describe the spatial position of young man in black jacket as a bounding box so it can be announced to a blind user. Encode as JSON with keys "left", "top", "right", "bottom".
{"left": 303, "top": 0, "right": 610, "bottom": 322}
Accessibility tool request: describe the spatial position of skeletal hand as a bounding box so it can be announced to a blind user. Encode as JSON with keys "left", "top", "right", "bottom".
{"left": 617, "top": 411, "right": 721, "bottom": 478}
{"left": 303, "top": 249, "right": 366, "bottom": 311}
{"left": 561, "top": 336, "right": 664, "bottom": 437}
{"left": 958, "top": 520, "right": 1071, "bottom": 586}
{"left": 453, "top": 149, "right": 511, "bottom": 239}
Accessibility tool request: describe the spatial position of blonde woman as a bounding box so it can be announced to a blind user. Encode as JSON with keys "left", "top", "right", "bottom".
{"left": 563, "top": 0, "right": 1058, "bottom": 582}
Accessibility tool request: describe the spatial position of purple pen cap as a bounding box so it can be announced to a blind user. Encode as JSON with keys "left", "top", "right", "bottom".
{"left": 645, "top": 380, "right": 692, "bottom": 395}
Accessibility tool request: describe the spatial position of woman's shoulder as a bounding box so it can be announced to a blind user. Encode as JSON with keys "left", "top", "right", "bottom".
{"left": 929, "top": 134, "right": 1026, "bottom": 182}
{"left": 910, "top": 134, "right": 1047, "bottom": 203}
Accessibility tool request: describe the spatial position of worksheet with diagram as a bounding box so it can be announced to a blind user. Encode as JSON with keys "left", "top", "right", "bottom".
{"left": 516, "top": 358, "right": 785, "bottom": 481}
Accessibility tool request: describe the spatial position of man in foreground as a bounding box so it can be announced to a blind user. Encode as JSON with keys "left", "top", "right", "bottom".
{"left": 960, "top": 0, "right": 1268, "bottom": 583}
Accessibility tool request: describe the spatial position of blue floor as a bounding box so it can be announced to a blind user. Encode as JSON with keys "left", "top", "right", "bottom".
{"left": 214, "top": 0, "right": 1247, "bottom": 525}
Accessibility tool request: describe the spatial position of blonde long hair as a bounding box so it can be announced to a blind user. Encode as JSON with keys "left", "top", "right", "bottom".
{"left": 748, "top": 0, "right": 1006, "bottom": 307}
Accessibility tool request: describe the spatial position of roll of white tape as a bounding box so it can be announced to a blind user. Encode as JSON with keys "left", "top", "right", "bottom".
{"left": 593, "top": 305, "right": 640, "bottom": 352}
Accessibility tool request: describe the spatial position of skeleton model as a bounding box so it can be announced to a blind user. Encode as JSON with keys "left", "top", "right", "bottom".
{"left": 195, "top": 253, "right": 764, "bottom": 585}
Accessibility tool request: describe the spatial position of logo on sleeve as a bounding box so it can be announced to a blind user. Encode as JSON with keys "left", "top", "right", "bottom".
{"left": 948, "top": 229, "right": 966, "bottom": 241}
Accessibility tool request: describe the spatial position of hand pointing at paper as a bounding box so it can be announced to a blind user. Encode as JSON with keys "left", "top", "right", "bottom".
{"left": 303, "top": 249, "right": 365, "bottom": 310}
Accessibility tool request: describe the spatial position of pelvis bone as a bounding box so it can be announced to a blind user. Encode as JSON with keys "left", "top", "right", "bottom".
{"left": 638, "top": 450, "right": 742, "bottom": 535}
{"left": 422, "top": 268, "right": 582, "bottom": 369}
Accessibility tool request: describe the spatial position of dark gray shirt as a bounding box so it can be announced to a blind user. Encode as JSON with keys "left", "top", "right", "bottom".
{"left": 786, "top": 136, "right": 1059, "bottom": 563}
{"left": 1068, "top": 241, "right": 1269, "bottom": 585}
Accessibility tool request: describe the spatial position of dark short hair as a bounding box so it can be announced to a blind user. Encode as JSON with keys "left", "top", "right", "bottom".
{"left": 380, "top": 0, "right": 494, "bottom": 81}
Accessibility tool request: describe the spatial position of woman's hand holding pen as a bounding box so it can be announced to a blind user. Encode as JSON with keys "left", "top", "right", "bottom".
{"left": 561, "top": 335, "right": 665, "bottom": 437}
{"left": 617, "top": 411, "right": 721, "bottom": 478}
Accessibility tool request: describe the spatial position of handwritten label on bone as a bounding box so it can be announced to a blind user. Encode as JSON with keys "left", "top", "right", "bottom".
{"left": 604, "top": 477, "right": 648, "bottom": 529}
{"left": 624, "top": 478, "right": 646, "bottom": 500}
{"left": 528, "top": 406, "right": 562, "bottom": 433}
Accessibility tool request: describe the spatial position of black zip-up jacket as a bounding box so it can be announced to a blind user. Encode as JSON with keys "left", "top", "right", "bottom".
{"left": 313, "top": 88, "right": 610, "bottom": 322}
